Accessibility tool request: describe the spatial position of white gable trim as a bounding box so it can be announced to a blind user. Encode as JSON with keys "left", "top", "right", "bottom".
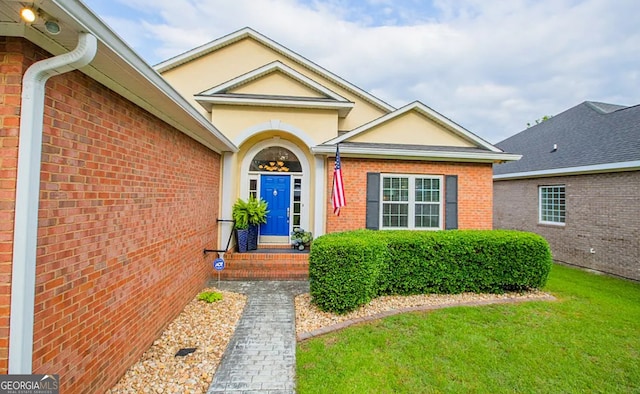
{"left": 326, "top": 101, "right": 501, "bottom": 153}
{"left": 199, "top": 61, "right": 351, "bottom": 102}
{"left": 196, "top": 96, "right": 354, "bottom": 117}
{"left": 154, "top": 27, "right": 395, "bottom": 113}
{"left": 234, "top": 119, "right": 316, "bottom": 148}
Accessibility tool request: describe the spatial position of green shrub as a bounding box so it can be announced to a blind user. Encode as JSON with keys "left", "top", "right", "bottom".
{"left": 197, "top": 291, "right": 223, "bottom": 303}
{"left": 309, "top": 230, "right": 553, "bottom": 313}
{"left": 309, "top": 230, "right": 386, "bottom": 314}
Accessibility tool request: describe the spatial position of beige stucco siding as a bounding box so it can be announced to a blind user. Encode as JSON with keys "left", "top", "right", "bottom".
{"left": 212, "top": 105, "right": 338, "bottom": 145}
{"left": 161, "top": 37, "right": 388, "bottom": 133}
{"left": 230, "top": 71, "right": 325, "bottom": 98}
{"left": 349, "top": 111, "right": 476, "bottom": 147}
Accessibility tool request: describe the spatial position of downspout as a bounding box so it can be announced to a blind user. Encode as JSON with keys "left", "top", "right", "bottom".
{"left": 9, "top": 33, "right": 97, "bottom": 374}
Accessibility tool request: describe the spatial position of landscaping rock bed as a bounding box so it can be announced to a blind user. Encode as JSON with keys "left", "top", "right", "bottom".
{"left": 295, "top": 290, "right": 554, "bottom": 338}
{"left": 108, "top": 288, "right": 246, "bottom": 394}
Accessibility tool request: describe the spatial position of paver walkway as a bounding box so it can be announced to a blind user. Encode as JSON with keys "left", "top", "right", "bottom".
{"left": 207, "top": 281, "right": 309, "bottom": 394}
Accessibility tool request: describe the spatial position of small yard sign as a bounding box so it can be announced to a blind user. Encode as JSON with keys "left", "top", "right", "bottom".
{"left": 213, "top": 258, "right": 225, "bottom": 271}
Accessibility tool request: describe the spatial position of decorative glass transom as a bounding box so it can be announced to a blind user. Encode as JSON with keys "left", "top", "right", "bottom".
{"left": 250, "top": 146, "right": 302, "bottom": 172}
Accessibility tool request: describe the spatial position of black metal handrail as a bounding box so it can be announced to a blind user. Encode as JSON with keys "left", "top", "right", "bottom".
{"left": 203, "top": 219, "right": 235, "bottom": 254}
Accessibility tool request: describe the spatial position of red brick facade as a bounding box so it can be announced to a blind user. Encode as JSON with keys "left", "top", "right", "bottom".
{"left": 1, "top": 38, "right": 221, "bottom": 392}
{"left": 326, "top": 158, "right": 494, "bottom": 233}
{"left": 494, "top": 172, "right": 640, "bottom": 281}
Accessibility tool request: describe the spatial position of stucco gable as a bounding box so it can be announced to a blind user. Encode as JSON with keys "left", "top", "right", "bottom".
{"left": 198, "top": 61, "right": 351, "bottom": 102}
{"left": 156, "top": 28, "right": 393, "bottom": 114}
{"left": 328, "top": 101, "right": 501, "bottom": 152}
{"left": 195, "top": 62, "right": 355, "bottom": 117}
{"left": 230, "top": 71, "right": 325, "bottom": 98}
{"left": 348, "top": 110, "right": 475, "bottom": 147}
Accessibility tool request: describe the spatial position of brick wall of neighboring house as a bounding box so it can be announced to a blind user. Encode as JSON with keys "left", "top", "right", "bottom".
{"left": 1, "top": 38, "right": 221, "bottom": 392}
{"left": 326, "top": 158, "right": 494, "bottom": 233}
{"left": 494, "top": 171, "right": 640, "bottom": 281}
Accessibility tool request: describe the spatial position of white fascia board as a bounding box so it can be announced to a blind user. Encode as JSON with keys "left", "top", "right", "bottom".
{"left": 493, "top": 160, "right": 640, "bottom": 180}
{"left": 312, "top": 145, "right": 521, "bottom": 163}
{"left": 196, "top": 95, "right": 355, "bottom": 117}
{"left": 155, "top": 27, "right": 395, "bottom": 113}
{"left": 326, "top": 101, "right": 502, "bottom": 153}
{"left": 199, "top": 61, "right": 351, "bottom": 103}
{"left": 53, "top": 0, "right": 237, "bottom": 153}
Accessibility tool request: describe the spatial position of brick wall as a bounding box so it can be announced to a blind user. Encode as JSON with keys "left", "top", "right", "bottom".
{"left": 2, "top": 38, "right": 222, "bottom": 392}
{"left": 326, "top": 158, "right": 494, "bottom": 233}
{"left": 0, "top": 37, "right": 39, "bottom": 373}
{"left": 494, "top": 172, "right": 640, "bottom": 281}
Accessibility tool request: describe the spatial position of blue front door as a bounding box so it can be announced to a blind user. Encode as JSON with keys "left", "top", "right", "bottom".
{"left": 260, "top": 175, "right": 290, "bottom": 236}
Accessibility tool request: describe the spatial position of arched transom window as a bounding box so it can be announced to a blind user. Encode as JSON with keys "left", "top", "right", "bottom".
{"left": 249, "top": 146, "right": 302, "bottom": 173}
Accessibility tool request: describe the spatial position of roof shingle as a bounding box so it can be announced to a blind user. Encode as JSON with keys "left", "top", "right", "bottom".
{"left": 494, "top": 101, "right": 640, "bottom": 175}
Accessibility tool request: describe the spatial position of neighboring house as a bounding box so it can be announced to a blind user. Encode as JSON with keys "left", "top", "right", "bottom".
{"left": 494, "top": 101, "right": 640, "bottom": 281}
{"left": 1, "top": 0, "right": 518, "bottom": 391}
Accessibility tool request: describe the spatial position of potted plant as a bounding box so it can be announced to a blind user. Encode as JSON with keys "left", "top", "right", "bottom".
{"left": 291, "top": 227, "right": 313, "bottom": 250}
{"left": 247, "top": 195, "right": 269, "bottom": 251}
{"left": 232, "top": 198, "right": 250, "bottom": 252}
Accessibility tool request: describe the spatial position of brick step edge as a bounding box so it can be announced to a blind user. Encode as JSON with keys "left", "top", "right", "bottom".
{"left": 217, "top": 271, "right": 309, "bottom": 280}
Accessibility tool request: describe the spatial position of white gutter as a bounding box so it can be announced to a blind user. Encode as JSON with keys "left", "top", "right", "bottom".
{"left": 493, "top": 160, "right": 640, "bottom": 180}
{"left": 9, "top": 33, "right": 98, "bottom": 374}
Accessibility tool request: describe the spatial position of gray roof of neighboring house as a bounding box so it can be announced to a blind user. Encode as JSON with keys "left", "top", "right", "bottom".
{"left": 494, "top": 101, "right": 640, "bottom": 176}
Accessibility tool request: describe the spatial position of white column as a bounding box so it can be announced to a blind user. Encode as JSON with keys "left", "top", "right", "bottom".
{"left": 219, "top": 151, "right": 236, "bottom": 255}
{"left": 313, "top": 155, "right": 326, "bottom": 237}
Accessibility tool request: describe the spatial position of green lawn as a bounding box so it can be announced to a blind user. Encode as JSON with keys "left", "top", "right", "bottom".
{"left": 296, "top": 264, "right": 640, "bottom": 393}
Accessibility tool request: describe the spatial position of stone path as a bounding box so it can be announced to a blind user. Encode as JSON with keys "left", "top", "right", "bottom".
{"left": 207, "top": 281, "right": 309, "bottom": 394}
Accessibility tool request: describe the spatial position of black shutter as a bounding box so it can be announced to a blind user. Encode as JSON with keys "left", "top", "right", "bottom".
{"left": 445, "top": 175, "right": 458, "bottom": 230}
{"left": 366, "top": 172, "right": 380, "bottom": 230}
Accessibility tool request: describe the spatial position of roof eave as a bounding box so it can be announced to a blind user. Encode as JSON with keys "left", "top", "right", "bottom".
{"left": 312, "top": 145, "right": 521, "bottom": 163}
{"left": 493, "top": 160, "right": 640, "bottom": 180}
{"left": 196, "top": 96, "right": 355, "bottom": 117}
{"left": 35, "top": 0, "right": 238, "bottom": 153}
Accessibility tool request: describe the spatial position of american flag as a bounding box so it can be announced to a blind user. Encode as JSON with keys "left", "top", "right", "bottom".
{"left": 331, "top": 144, "right": 346, "bottom": 215}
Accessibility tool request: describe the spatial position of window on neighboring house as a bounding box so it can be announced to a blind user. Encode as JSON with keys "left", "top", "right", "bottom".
{"left": 380, "top": 174, "right": 442, "bottom": 229}
{"left": 539, "top": 185, "right": 565, "bottom": 225}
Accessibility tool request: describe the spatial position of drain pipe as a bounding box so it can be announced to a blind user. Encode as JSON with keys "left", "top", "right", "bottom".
{"left": 9, "top": 33, "right": 97, "bottom": 374}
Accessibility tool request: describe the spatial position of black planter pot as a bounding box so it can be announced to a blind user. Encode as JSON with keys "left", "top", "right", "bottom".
{"left": 248, "top": 225, "right": 259, "bottom": 250}
{"left": 236, "top": 229, "right": 249, "bottom": 253}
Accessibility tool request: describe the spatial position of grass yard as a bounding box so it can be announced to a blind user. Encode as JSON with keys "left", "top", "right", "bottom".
{"left": 296, "top": 264, "right": 640, "bottom": 393}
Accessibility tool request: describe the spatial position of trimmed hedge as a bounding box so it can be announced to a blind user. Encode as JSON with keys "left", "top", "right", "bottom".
{"left": 309, "top": 230, "right": 553, "bottom": 314}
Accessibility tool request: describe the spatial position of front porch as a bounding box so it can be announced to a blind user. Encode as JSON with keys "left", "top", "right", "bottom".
{"left": 217, "top": 245, "right": 309, "bottom": 280}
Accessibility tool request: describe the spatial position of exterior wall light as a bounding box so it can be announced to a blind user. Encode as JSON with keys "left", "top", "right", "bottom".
{"left": 20, "top": 7, "right": 37, "bottom": 23}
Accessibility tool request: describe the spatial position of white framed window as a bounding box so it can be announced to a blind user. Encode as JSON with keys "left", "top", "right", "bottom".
{"left": 539, "top": 185, "right": 566, "bottom": 225}
{"left": 380, "top": 174, "right": 443, "bottom": 230}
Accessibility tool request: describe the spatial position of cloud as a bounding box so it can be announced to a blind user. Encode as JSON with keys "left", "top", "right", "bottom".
{"left": 84, "top": 0, "right": 640, "bottom": 143}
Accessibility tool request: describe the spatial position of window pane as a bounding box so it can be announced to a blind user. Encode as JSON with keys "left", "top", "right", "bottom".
{"left": 415, "top": 203, "right": 439, "bottom": 228}
{"left": 415, "top": 178, "right": 440, "bottom": 202}
{"left": 383, "top": 177, "right": 409, "bottom": 202}
{"left": 383, "top": 203, "right": 408, "bottom": 228}
{"left": 250, "top": 146, "right": 302, "bottom": 172}
{"left": 540, "top": 185, "right": 566, "bottom": 223}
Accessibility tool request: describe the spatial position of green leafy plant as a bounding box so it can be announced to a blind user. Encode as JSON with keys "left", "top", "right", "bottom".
{"left": 232, "top": 198, "right": 250, "bottom": 230}
{"left": 247, "top": 195, "right": 269, "bottom": 225}
{"left": 197, "top": 291, "right": 223, "bottom": 303}
{"left": 291, "top": 227, "right": 313, "bottom": 250}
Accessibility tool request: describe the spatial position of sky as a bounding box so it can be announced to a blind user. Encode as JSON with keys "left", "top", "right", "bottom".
{"left": 82, "top": 0, "right": 640, "bottom": 143}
